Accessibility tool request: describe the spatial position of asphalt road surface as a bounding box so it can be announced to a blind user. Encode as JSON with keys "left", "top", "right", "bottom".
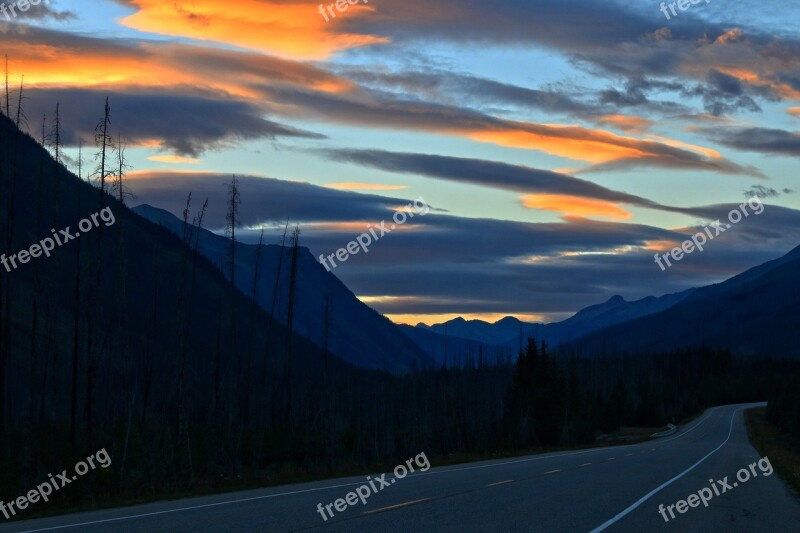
{"left": 2, "top": 403, "right": 798, "bottom": 532}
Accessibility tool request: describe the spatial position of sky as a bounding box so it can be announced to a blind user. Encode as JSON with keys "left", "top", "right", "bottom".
{"left": 5, "top": 0, "right": 800, "bottom": 325}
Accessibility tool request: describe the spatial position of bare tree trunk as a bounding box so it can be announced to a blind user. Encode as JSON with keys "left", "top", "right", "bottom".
{"left": 285, "top": 228, "right": 300, "bottom": 429}
{"left": 3, "top": 55, "right": 8, "bottom": 117}
{"left": 182, "top": 198, "right": 208, "bottom": 467}
{"left": 175, "top": 193, "right": 191, "bottom": 484}
{"left": 2, "top": 77, "right": 25, "bottom": 431}
{"left": 86, "top": 97, "right": 112, "bottom": 454}
{"left": 29, "top": 115, "right": 46, "bottom": 424}
{"left": 39, "top": 104, "right": 63, "bottom": 427}
{"left": 96, "top": 97, "right": 111, "bottom": 209}
{"left": 224, "top": 176, "right": 240, "bottom": 435}
{"left": 243, "top": 227, "right": 264, "bottom": 429}
{"left": 70, "top": 141, "right": 84, "bottom": 453}
{"left": 263, "top": 219, "right": 289, "bottom": 375}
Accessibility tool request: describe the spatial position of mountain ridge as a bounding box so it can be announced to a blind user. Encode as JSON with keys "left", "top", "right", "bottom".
{"left": 134, "top": 203, "right": 430, "bottom": 373}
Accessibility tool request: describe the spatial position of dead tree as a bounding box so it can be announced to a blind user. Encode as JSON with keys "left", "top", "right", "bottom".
{"left": 247, "top": 227, "right": 265, "bottom": 367}
{"left": 264, "top": 219, "right": 289, "bottom": 370}
{"left": 86, "top": 98, "right": 113, "bottom": 453}
{"left": 284, "top": 227, "right": 300, "bottom": 427}
{"left": 3, "top": 55, "right": 8, "bottom": 117}
{"left": 1, "top": 77, "right": 25, "bottom": 436}
{"left": 224, "top": 175, "right": 240, "bottom": 420}
{"left": 113, "top": 134, "right": 133, "bottom": 205}
{"left": 93, "top": 97, "right": 113, "bottom": 208}
{"left": 70, "top": 140, "right": 84, "bottom": 452}
{"left": 29, "top": 115, "right": 46, "bottom": 424}
{"left": 224, "top": 175, "right": 240, "bottom": 288}
{"left": 40, "top": 104, "right": 63, "bottom": 426}
{"left": 174, "top": 192, "right": 192, "bottom": 483}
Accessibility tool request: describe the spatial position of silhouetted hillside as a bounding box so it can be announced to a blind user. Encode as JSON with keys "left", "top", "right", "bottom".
{"left": 134, "top": 204, "right": 429, "bottom": 374}
{"left": 572, "top": 245, "right": 800, "bottom": 356}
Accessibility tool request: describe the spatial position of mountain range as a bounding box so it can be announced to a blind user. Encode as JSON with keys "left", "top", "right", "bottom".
{"left": 405, "top": 246, "right": 800, "bottom": 360}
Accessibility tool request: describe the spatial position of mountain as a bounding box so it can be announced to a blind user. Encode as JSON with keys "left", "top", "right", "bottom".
{"left": 134, "top": 204, "right": 430, "bottom": 374}
{"left": 409, "top": 245, "right": 800, "bottom": 358}
{"left": 0, "top": 110, "right": 474, "bottom": 503}
{"left": 410, "top": 290, "right": 695, "bottom": 353}
{"left": 543, "top": 290, "right": 694, "bottom": 345}
{"left": 419, "top": 316, "right": 541, "bottom": 346}
{"left": 0, "top": 110, "right": 360, "bottom": 462}
{"left": 572, "top": 245, "right": 800, "bottom": 356}
{"left": 397, "top": 323, "right": 517, "bottom": 367}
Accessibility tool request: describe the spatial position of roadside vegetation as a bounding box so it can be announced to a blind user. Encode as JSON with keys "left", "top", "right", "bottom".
{"left": 745, "top": 378, "right": 800, "bottom": 498}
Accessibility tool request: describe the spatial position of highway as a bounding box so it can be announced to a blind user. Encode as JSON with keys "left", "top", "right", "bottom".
{"left": 2, "top": 403, "right": 798, "bottom": 532}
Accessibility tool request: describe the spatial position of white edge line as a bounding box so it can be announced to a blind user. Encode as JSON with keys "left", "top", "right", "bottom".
{"left": 11, "top": 479, "right": 373, "bottom": 533}
{"left": 11, "top": 406, "right": 727, "bottom": 533}
{"left": 589, "top": 408, "right": 740, "bottom": 533}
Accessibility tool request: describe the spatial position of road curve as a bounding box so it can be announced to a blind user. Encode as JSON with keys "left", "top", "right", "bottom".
{"left": 1, "top": 403, "right": 798, "bottom": 532}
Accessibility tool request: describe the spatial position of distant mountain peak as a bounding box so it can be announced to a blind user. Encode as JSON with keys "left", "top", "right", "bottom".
{"left": 495, "top": 315, "right": 522, "bottom": 325}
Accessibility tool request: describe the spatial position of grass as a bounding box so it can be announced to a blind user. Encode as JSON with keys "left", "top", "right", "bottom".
{"left": 744, "top": 407, "right": 800, "bottom": 498}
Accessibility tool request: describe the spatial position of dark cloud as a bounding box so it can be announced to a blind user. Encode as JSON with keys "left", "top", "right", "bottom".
{"left": 312, "top": 204, "right": 800, "bottom": 316}
{"left": 128, "top": 171, "right": 800, "bottom": 318}
{"left": 678, "top": 71, "right": 763, "bottom": 116}
{"left": 344, "top": 0, "right": 800, "bottom": 117}
{"left": 745, "top": 185, "right": 781, "bottom": 199}
{"left": 324, "top": 148, "right": 691, "bottom": 214}
{"left": 3, "top": 1, "right": 75, "bottom": 21}
{"left": 266, "top": 85, "right": 761, "bottom": 176}
{"left": 338, "top": 67, "right": 605, "bottom": 119}
{"left": 127, "top": 171, "right": 416, "bottom": 230}
{"left": 25, "top": 88, "right": 323, "bottom": 157}
{"left": 599, "top": 77, "right": 688, "bottom": 113}
{"left": 708, "top": 127, "right": 800, "bottom": 156}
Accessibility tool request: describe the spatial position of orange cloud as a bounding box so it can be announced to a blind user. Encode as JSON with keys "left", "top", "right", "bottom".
{"left": 465, "top": 124, "right": 649, "bottom": 164}
{"left": 714, "top": 29, "right": 745, "bottom": 45}
{"left": 120, "top": 0, "right": 388, "bottom": 60}
{"left": 127, "top": 169, "right": 219, "bottom": 180}
{"left": 789, "top": 107, "right": 800, "bottom": 117}
{"left": 358, "top": 295, "right": 424, "bottom": 306}
{"left": 521, "top": 194, "right": 632, "bottom": 220}
{"left": 1, "top": 30, "right": 741, "bottom": 172}
{"left": 711, "top": 67, "right": 800, "bottom": 101}
{"left": 598, "top": 114, "right": 653, "bottom": 133}
{"left": 147, "top": 155, "right": 200, "bottom": 164}
{"left": 645, "top": 135, "right": 722, "bottom": 160}
{"left": 386, "top": 313, "right": 547, "bottom": 326}
{"left": 303, "top": 221, "right": 377, "bottom": 232}
{"left": 0, "top": 30, "right": 351, "bottom": 95}
{"left": 642, "top": 239, "right": 684, "bottom": 251}
{"left": 324, "top": 182, "right": 408, "bottom": 191}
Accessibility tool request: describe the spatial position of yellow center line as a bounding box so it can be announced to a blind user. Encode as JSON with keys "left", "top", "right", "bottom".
{"left": 486, "top": 480, "right": 513, "bottom": 487}
{"left": 362, "top": 499, "right": 430, "bottom": 515}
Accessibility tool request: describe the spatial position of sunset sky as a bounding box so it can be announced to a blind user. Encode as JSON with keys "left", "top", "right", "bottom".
{"left": 8, "top": 0, "right": 800, "bottom": 324}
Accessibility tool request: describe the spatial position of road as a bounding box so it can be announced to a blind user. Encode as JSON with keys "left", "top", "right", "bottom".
{"left": 2, "top": 403, "right": 799, "bottom": 532}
